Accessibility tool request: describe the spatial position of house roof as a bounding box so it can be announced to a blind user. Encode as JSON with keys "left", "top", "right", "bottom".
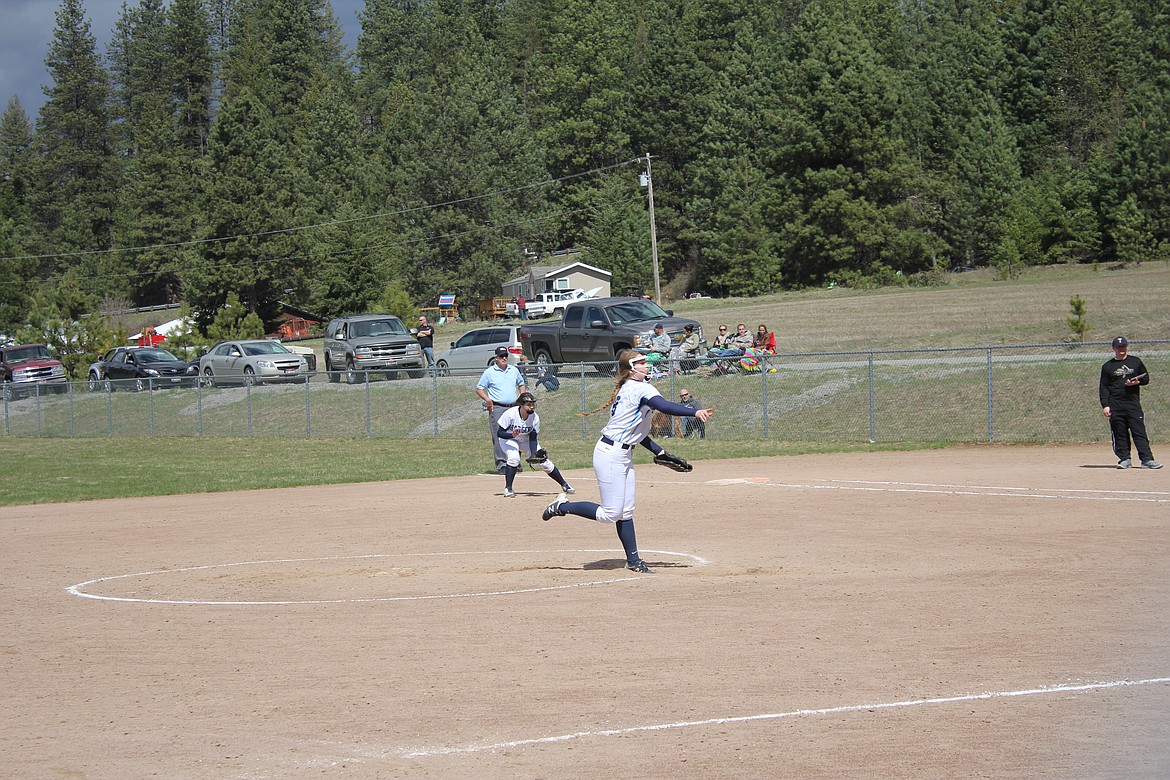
{"left": 545, "top": 260, "right": 611, "bottom": 278}
{"left": 506, "top": 262, "right": 612, "bottom": 286}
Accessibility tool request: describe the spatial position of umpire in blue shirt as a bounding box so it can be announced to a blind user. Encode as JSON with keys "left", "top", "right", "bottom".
{"left": 476, "top": 346, "right": 528, "bottom": 473}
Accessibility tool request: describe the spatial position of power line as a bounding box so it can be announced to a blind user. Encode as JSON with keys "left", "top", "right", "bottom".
{"left": 0, "top": 193, "right": 647, "bottom": 291}
{"left": 1, "top": 158, "right": 641, "bottom": 263}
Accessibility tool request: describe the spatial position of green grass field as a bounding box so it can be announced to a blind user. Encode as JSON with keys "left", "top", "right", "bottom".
{"left": 3, "top": 262, "right": 1165, "bottom": 506}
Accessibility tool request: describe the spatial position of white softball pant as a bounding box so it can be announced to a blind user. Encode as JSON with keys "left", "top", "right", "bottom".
{"left": 591, "top": 438, "right": 635, "bottom": 523}
{"left": 502, "top": 438, "right": 556, "bottom": 474}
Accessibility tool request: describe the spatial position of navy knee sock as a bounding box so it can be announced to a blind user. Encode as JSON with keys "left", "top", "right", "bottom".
{"left": 548, "top": 466, "right": 568, "bottom": 486}
{"left": 505, "top": 465, "right": 517, "bottom": 490}
{"left": 616, "top": 519, "right": 639, "bottom": 564}
{"left": 557, "top": 500, "right": 598, "bottom": 520}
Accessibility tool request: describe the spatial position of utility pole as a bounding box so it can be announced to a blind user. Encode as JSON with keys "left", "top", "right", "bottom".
{"left": 642, "top": 152, "right": 662, "bottom": 304}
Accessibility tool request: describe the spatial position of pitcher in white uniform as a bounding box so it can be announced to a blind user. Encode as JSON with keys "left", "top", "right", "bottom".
{"left": 542, "top": 350, "right": 713, "bottom": 573}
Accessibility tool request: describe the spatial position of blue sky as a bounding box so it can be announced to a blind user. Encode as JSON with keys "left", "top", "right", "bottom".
{"left": 1, "top": 0, "right": 366, "bottom": 121}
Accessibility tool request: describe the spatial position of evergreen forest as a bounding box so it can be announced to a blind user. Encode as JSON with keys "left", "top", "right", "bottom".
{"left": 1, "top": 0, "right": 1168, "bottom": 342}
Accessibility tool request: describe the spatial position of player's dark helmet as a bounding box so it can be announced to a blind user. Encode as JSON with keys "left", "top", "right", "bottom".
{"left": 517, "top": 392, "right": 536, "bottom": 405}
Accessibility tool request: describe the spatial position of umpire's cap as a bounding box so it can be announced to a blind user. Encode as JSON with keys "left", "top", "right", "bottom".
{"left": 1112, "top": 336, "right": 1128, "bottom": 348}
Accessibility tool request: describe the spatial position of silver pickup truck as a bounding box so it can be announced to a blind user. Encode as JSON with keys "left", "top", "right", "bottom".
{"left": 323, "top": 314, "right": 425, "bottom": 383}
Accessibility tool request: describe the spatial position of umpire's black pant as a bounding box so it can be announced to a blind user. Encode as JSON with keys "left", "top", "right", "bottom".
{"left": 1109, "top": 404, "right": 1154, "bottom": 463}
{"left": 488, "top": 402, "right": 517, "bottom": 471}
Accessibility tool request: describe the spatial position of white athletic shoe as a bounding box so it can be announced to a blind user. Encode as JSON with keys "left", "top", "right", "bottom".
{"left": 503, "top": 488, "right": 516, "bottom": 498}
{"left": 562, "top": 484, "right": 575, "bottom": 494}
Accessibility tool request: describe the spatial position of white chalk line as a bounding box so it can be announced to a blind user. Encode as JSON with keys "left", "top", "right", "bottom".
{"left": 827, "top": 478, "right": 1170, "bottom": 497}
{"left": 399, "top": 676, "right": 1170, "bottom": 759}
{"left": 65, "top": 549, "right": 709, "bottom": 605}
{"left": 695, "top": 477, "right": 1170, "bottom": 504}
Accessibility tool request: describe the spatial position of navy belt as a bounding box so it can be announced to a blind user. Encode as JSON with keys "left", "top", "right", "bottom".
{"left": 600, "top": 435, "right": 634, "bottom": 450}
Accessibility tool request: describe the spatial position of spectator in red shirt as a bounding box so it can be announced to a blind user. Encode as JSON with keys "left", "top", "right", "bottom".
{"left": 753, "top": 324, "right": 776, "bottom": 353}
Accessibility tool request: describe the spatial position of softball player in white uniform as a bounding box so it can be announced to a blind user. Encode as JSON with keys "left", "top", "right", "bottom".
{"left": 543, "top": 350, "right": 713, "bottom": 573}
{"left": 497, "top": 392, "right": 575, "bottom": 497}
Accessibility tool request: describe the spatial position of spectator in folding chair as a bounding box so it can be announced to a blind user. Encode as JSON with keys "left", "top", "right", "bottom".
{"left": 643, "top": 322, "right": 672, "bottom": 377}
{"left": 753, "top": 324, "right": 777, "bottom": 353}
{"left": 709, "top": 324, "right": 732, "bottom": 352}
{"left": 708, "top": 323, "right": 751, "bottom": 375}
{"left": 741, "top": 323, "right": 778, "bottom": 374}
{"left": 673, "top": 324, "right": 702, "bottom": 374}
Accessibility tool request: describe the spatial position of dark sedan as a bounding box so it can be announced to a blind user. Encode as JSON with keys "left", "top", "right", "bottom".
{"left": 89, "top": 346, "right": 201, "bottom": 391}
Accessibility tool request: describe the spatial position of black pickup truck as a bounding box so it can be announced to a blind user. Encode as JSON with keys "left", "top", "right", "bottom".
{"left": 518, "top": 297, "right": 705, "bottom": 370}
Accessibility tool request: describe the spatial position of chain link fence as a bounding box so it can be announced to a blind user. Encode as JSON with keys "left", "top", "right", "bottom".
{"left": 4, "top": 341, "right": 1165, "bottom": 444}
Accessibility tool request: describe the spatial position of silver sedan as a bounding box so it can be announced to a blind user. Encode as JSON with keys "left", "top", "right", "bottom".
{"left": 199, "top": 340, "right": 309, "bottom": 386}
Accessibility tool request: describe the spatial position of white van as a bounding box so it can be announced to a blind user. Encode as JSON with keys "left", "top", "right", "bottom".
{"left": 435, "top": 325, "right": 523, "bottom": 375}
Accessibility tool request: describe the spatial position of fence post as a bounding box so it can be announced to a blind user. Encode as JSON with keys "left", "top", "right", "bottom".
{"left": 197, "top": 379, "right": 203, "bottom": 436}
{"left": 761, "top": 364, "right": 769, "bottom": 439}
{"left": 365, "top": 372, "right": 371, "bottom": 437}
{"left": 986, "top": 347, "right": 994, "bottom": 442}
{"left": 107, "top": 384, "right": 113, "bottom": 437}
{"left": 868, "top": 352, "right": 876, "bottom": 443}
{"left": 246, "top": 380, "right": 253, "bottom": 438}
{"left": 305, "top": 376, "right": 312, "bottom": 438}
{"left": 68, "top": 383, "right": 74, "bottom": 437}
{"left": 35, "top": 385, "right": 42, "bottom": 437}
{"left": 148, "top": 380, "right": 155, "bottom": 437}
{"left": 2, "top": 391, "right": 7, "bottom": 435}
{"left": 432, "top": 369, "right": 440, "bottom": 437}
{"left": 580, "top": 363, "right": 589, "bottom": 441}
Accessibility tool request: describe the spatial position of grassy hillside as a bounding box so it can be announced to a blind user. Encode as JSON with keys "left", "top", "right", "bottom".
{"left": 667, "top": 263, "right": 1170, "bottom": 352}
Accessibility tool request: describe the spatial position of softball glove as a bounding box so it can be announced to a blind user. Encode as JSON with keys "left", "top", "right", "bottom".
{"left": 654, "top": 451, "right": 692, "bottom": 472}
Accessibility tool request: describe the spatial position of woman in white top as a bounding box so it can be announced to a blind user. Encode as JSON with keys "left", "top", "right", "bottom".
{"left": 542, "top": 350, "right": 713, "bottom": 573}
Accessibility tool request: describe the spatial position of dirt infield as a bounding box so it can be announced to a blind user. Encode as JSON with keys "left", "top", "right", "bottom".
{"left": 3, "top": 445, "right": 1168, "bottom": 779}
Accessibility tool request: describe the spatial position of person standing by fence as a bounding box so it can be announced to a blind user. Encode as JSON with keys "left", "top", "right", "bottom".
{"left": 1099, "top": 336, "right": 1161, "bottom": 469}
{"left": 416, "top": 316, "right": 435, "bottom": 374}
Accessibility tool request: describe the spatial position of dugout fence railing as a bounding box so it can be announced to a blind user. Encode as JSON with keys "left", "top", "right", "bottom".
{"left": 3, "top": 340, "right": 1166, "bottom": 445}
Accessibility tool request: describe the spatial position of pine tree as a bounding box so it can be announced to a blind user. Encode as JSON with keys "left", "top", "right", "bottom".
{"left": 376, "top": 2, "right": 552, "bottom": 306}
{"left": 686, "top": 23, "right": 781, "bottom": 295}
{"left": 0, "top": 97, "right": 39, "bottom": 333}
{"left": 108, "top": 0, "right": 171, "bottom": 155}
{"left": 1102, "top": 5, "right": 1170, "bottom": 260}
{"left": 32, "top": 0, "right": 117, "bottom": 283}
{"left": 768, "top": 1, "right": 929, "bottom": 286}
{"left": 167, "top": 0, "right": 216, "bottom": 159}
{"left": 293, "top": 76, "right": 381, "bottom": 318}
{"left": 0, "top": 97, "right": 35, "bottom": 232}
{"left": 112, "top": 92, "right": 193, "bottom": 304}
{"left": 186, "top": 89, "right": 297, "bottom": 326}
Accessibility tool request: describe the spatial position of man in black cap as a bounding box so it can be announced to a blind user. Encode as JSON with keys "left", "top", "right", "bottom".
{"left": 476, "top": 346, "right": 527, "bottom": 473}
{"left": 1099, "top": 336, "right": 1161, "bottom": 469}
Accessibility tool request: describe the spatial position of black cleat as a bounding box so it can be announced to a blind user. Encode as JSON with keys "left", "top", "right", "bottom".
{"left": 542, "top": 493, "right": 567, "bottom": 521}
{"left": 626, "top": 559, "right": 653, "bottom": 574}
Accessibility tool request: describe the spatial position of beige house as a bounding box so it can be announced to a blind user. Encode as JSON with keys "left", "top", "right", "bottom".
{"left": 503, "top": 250, "right": 612, "bottom": 299}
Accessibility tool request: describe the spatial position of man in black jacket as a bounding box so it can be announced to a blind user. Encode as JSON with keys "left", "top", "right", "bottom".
{"left": 1099, "top": 336, "right": 1161, "bottom": 469}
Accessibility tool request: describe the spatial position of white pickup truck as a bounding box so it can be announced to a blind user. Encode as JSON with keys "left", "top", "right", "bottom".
{"left": 507, "top": 288, "right": 600, "bottom": 318}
